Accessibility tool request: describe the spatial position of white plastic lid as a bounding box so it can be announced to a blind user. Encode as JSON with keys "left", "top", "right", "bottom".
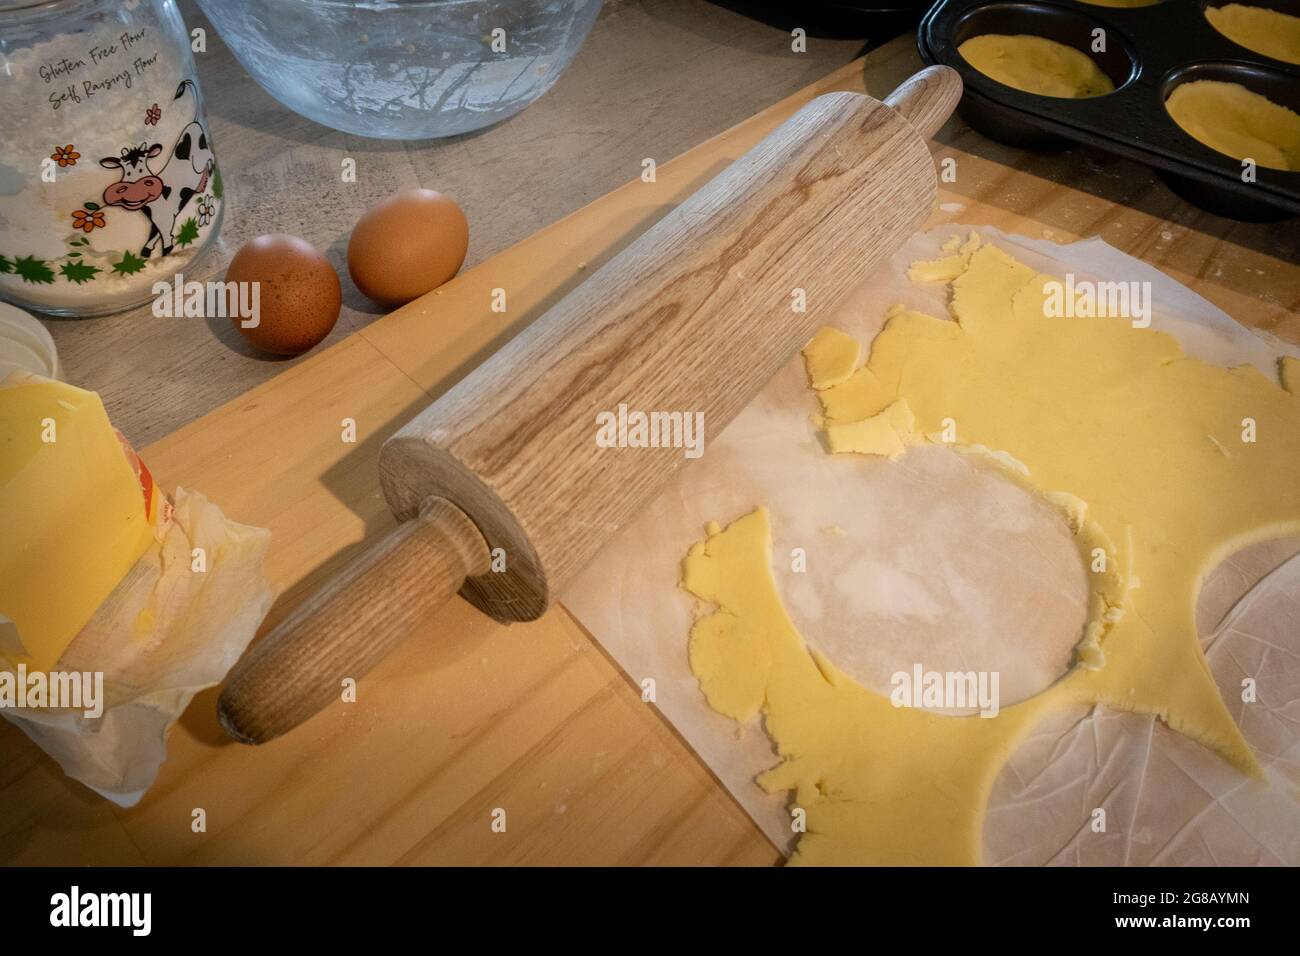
{"left": 0, "top": 301, "right": 59, "bottom": 380}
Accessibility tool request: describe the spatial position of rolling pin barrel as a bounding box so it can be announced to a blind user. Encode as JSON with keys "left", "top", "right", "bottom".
{"left": 218, "top": 66, "right": 962, "bottom": 745}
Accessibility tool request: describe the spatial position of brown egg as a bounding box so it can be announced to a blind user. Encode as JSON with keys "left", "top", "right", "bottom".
{"left": 225, "top": 234, "right": 341, "bottom": 356}
{"left": 347, "top": 189, "right": 469, "bottom": 306}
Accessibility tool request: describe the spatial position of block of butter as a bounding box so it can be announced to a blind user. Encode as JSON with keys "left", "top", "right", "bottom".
{"left": 0, "top": 372, "right": 161, "bottom": 673}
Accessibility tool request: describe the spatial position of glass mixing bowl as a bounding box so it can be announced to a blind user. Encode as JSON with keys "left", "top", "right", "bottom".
{"left": 195, "top": 0, "right": 603, "bottom": 139}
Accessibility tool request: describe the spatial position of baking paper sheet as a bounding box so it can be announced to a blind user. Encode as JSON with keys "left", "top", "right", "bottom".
{"left": 562, "top": 225, "right": 1300, "bottom": 864}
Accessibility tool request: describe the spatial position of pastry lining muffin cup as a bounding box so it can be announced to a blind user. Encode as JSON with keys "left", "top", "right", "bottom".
{"left": 920, "top": 0, "right": 1300, "bottom": 220}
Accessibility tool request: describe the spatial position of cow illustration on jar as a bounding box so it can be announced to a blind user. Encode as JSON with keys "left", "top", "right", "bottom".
{"left": 97, "top": 79, "right": 214, "bottom": 260}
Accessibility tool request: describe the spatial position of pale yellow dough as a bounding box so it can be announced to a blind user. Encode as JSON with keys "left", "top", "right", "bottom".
{"left": 908, "top": 230, "right": 980, "bottom": 283}
{"left": 801, "top": 326, "right": 860, "bottom": 390}
{"left": 1166, "top": 80, "right": 1300, "bottom": 172}
{"left": 681, "top": 236, "right": 1300, "bottom": 865}
{"left": 958, "top": 35, "right": 1115, "bottom": 99}
{"left": 824, "top": 399, "right": 915, "bottom": 459}
{"left": 1206, "top": 4, "right": 1300, "bottom": 66}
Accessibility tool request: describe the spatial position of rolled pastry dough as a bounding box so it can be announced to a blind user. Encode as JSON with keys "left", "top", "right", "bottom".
{"left": 801, "top": 327, "right": 860, "bottom": 390}
{"left": 682, "top": 236, "right": 1300, "bottom": 865}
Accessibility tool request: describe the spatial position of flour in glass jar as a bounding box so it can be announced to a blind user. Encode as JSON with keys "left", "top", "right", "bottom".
{"left": 0, "top": 0, "right": 222, "bottom": 317}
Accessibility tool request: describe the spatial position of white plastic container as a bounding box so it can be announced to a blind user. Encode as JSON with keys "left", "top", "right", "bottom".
{"left": 0, "top": 302, "right": 60, "bottom": 379}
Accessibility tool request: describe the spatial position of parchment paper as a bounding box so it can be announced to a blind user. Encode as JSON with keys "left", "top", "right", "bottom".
{"left": 562, "top": 225, "right": 1300, "bottom": 864}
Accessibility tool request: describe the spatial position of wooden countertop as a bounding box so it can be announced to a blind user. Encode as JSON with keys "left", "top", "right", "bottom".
{"left": 4, "top": 28, "right": 1298, "bottom": 866}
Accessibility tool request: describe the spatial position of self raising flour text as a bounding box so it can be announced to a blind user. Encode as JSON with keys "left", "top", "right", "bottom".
{"left": 596, "top": 404, "right": 705, "bottom": 459}
{"left": 40, "top": 28, "right": 162, "bottom": 112}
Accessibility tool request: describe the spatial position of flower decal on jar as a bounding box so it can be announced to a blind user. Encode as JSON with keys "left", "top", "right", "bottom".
{"left": 71, "top": 205, "right": 106, "bottom": 232}
{"left": 51, "top": 144, "right": 80, "bottom": 167}
{"left": 196, "top": 194, "right": 215, "bottom": 226}
{"left": 145, "top": 103, "right": 162, "bottom": 126}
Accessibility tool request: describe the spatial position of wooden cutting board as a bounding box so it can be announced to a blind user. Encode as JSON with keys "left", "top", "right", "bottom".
{"left": 4, "top": 37, "right": 1298, "bottom": 866}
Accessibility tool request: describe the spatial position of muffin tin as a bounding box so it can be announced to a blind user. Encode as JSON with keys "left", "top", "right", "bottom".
{"left": 918, "top": 0, "right": 1300, "bottom": 220}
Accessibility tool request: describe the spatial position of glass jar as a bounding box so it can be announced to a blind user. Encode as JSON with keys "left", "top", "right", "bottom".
{"left": 0, "top": 0, "right": 222, "bottom": 317}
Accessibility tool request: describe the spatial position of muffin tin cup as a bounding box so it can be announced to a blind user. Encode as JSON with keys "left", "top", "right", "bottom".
{"left": 919, "top": 0, "right": 1300, "bottom": 221}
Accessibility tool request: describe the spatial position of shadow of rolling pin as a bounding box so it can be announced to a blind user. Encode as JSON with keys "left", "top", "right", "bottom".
{"left": 218, "top": 66, "right": 963, "bottom": 746}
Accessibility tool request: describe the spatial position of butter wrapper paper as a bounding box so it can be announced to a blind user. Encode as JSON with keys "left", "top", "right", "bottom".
{"left": 1, "top": 488, "right": 272, "bottom": 806}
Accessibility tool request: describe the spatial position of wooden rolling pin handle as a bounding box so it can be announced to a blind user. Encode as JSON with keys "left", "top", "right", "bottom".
{"left": 217, "top": 498, "right": 490, "bottom": 745}
{"left": 883, "top": 65, "right": 962, "bottom": 141}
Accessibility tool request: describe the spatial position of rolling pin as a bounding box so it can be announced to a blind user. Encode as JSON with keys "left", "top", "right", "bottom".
{"left": 218, "top": 66, "right": 963, "bottom": 744}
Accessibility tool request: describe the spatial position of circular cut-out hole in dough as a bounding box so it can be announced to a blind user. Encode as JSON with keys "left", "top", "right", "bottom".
{"left": 985, "top": 537, "right": 1300, "bottom": 865}
{"left": 774, "top": 444, "right": 1089, "bottom": 714}
{"left": 1194, "top": 534, "right": 1300, "bottom": 636}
